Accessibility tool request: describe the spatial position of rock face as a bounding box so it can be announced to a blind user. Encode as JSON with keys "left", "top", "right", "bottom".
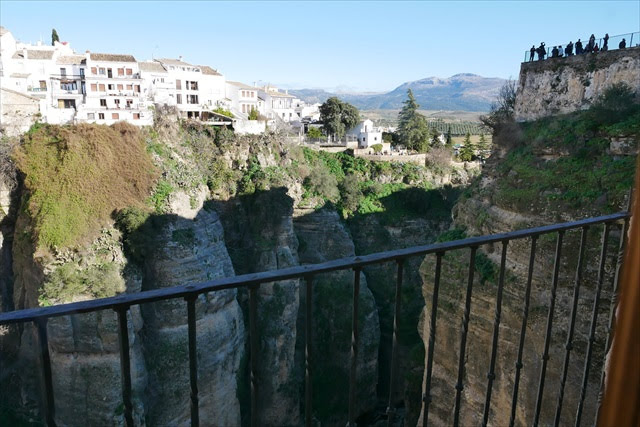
{"left": 140, "top": 195, "right": 244, "bottom": 426}
{"left": 294, "top": 208, "right": 380, "bottom": 424}
{"left": 514, "top": 47, "right": 640, "bottom": 121}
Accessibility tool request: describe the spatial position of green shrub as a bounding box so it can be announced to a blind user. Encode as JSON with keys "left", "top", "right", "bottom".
{"left": 371, "top": 143, "right": 383, "bottom": 153}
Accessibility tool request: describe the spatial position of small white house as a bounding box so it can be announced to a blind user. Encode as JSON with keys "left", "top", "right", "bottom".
{"left": 347, "top": 119, "right": 386, "bottom": 150}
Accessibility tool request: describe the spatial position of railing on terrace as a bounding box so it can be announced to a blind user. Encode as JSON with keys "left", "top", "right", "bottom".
{"left": 0, "top": 210, "right": 632, "bottom": 427}
{"left": 523, "top": 31, "right": 639, "bottom": 62}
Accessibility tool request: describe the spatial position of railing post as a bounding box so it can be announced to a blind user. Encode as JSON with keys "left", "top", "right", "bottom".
{"left": 422, "top": 251, "right": 444, "bottom": 426}
{"left": 534, "top": 230, "right": 565, "bottom": 427}
{"left": 482, "top": 240, "right": 509, "bottom": 427}
{"left": 453, "top": 246, "right": 477, "bottom": 426}
{"left": 509, "top": 236, "right": 538, "bottom": 427}
{"left": 304, "top": 275, "right": 314, "bottom": 427}
{"left": 249, "top": 284, "right": 259, "bottom": 427}
{"left": 115, "top": 307, "right": 134, "bottom": 427}
{"left": 348, "top": 267, "right": 361, "bottom": 427}
{"left": 595, "top": 211, "right": 632, "bottom": 424}
{"left": 575, "top": 223, "right": 610, "bottom": 426}
{"left": 386, "top": 259, "right": 404, "bottom": 426}
{"left": 555, "top": 227, "right": 589, "bottom": 425}
{"left": 36, "top": 317, "right": 56, "bottom": 427}
{"left": 186, "top": 296, "right": 199, "bottom": 427}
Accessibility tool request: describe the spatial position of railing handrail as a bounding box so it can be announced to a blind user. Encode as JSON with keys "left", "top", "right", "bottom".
{"left": 0, "top": 210, "right": 629, "bottom": 326}
{"left": 523, "top": 31, "right": 639, "bottom": 61}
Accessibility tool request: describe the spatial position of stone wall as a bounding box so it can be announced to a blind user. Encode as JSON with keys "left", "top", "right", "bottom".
{"left": 514, "top": 47, "right": 640, "bottom": 121}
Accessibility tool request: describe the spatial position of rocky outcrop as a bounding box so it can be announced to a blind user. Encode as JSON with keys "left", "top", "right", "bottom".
{"left": 514, "top": 47, "right": 640, "bottom": 121}
{"left": 140, "top": 193, "right": 244, "bottom": 426}
{"left": 294, "top": 208, "right": 380, "bottom": 424}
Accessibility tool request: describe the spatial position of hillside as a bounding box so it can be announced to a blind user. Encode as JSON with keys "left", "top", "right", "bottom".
{"left": 292, "top": 73, "right": 507, "bottom": 112}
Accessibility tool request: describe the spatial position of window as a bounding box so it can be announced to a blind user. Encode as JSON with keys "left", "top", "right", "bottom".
{"left": 60, "top": 68, "right": 66, "bottom": 76}
{"left": 176, "top": 80, "right": 181, "bottom": 90}
{"left": 87, "top": 113, "right": 95, "bottom": 120}
{"left": 133, "top": 113, "right": 140, "bottom": 120}
{"left": 187, "top": 94, "right": 198, "bottom": 104}
{"left": 108, "top": 84, "right": 115, "bottom": 90}
{"left": 99, "top": 84, "right": 105, "bottom": 92}
{"left": 61, "top": 82, "right": 77, "bottom": 91}
{"left": 107, "top": 68, "right": 113, "bottom": 78}
{"left": 118, "top": 68, "right": 124, "bottom": 76}
{"left": 242, "top": 91, "right": 245, "bottom": 97}
{"left": 160, "top": 78, "right": 165, "bottom": 83}
{"left": 58, "top": 99, "right": 76, "bottom": 109}
{"left": 112, "top": 113, "right": 119, "bottom": 119}
{"left": 176, "top": 94, "right": 182, "bottom": 104}
{"left": 91, "top": 67, "right": 97, "bottom": 74}
{"left": 134, "top": 85, "right": 140, "bottom": 93}
{"left": 80, "top": 69, "right": 85, "bottom": 77}
{"left": 126, "top": 68, "right": 133, "bottom": 75}
{"left": 90, "top": 83, "right": 97, "bottom": 91}
{"left": 98, "top": 113, "right": 105, "bottom": 120}
{"left": 99, "top": 68, "right": 105, "bottom": 75}
{"left": 117, "top": 84, "right": 123, "bottom": 90}
{"left": 126, "top": 84, "right": 133, "bottom": 90}
{"left": 100, "top": 99, "right": 107, "bottom": 107}
{"left": 126, "top": 99, "right": 133, "bottom": 107}
{"left": 114, "top": 99, "right": 120, "bottom": 106}
{"left": 242, "top": 104, "right": 246, "bottom": 113}
{"left": 39, "top": 80, "right": 47, "bottom": 89}
{"left": 187, "top": 81, "right": 198, "bottom": 90}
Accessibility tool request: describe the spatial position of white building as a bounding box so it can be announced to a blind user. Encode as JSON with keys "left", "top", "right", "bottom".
{"left": 347, "top": 119, "right": 387, "bottom": 150}
{"left": 225, "top": 81, "right": 258, "bottom": 118}
{"left": 155, "top": 58, "right": 206, "bottom": 119}
{"left": 257, "top": 85, "right": 297, "bottom": 122}
{"left": 197, "top": 65, "right": 226, "bottom": 112}
{"left": 82, "top": 52, "right": 151, "bottom": 126}
{"left": 139, "top": 61, "right": 174, "bottom": 106}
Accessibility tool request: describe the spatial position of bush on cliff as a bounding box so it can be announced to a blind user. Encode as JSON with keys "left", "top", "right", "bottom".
{"left": 14, "top": 123, "right": 157, "bottom": 250}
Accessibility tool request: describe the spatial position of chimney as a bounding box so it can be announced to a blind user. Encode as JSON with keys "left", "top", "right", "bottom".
{"left": 178, "top": 55, "right": 183, "bottom": 62}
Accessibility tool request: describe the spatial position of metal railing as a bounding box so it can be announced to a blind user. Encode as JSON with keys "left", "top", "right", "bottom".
{"left": 523, "top": 31, "right": 639, "bottom": 62}
{"left": 0, "top": 209, "right": 632, "bottom": 427}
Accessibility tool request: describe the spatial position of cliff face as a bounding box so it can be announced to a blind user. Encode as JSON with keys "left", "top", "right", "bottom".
{"left": 514, "top": 47, "right": 640, "bottom": 121}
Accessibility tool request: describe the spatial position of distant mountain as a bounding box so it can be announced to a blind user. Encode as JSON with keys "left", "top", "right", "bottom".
{"left": 291, "top": 74, "right": 507, "bottom": 112}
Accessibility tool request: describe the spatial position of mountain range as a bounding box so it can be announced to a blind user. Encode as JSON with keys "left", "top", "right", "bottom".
{"left": 291, "top": 73, "right": 507, "bottom": 112}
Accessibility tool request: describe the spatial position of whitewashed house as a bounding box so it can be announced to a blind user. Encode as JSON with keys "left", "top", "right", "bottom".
{"left": 258, "top": 85, "right": 297, "bottom": 122}
{"left": 347, "top": 119, "right": 388, "bottom": 151}
{"left": 155, "top": 58, "right": 205, "bottom": 119}
{"left": 47, "top": 54, "right": 87, "bottom": 124}
{"left": 82, "top": 52, "right": 151, "bottom": 126}
{"left": 139, "top": 61, "right": 174, "bottom": 107}
{"left": 225, "top": 81, "right": 258, "bottom": 118}
{"left": 197, "top": 65, "right": 226, "bottom": 112}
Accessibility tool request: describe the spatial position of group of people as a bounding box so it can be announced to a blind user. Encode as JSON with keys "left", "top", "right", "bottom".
{"left": 528, "top": 33, "right": 628, "bottom": 61}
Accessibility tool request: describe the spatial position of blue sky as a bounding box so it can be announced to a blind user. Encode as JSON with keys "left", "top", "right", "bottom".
{"left": 1, "top": 1, "right": 638, "bottom": 92}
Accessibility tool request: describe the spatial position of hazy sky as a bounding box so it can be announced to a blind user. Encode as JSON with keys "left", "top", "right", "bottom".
{"left": 2, "top": 1, "right": 638, "bottom": 92}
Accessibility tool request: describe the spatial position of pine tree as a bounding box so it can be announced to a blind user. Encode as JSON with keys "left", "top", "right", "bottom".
{"left": 397, "top": 89, "right": 429, "bottom": 152}
{"left": 459, "top": 132, "right": 474, "bottom": 161}
{"left": 51, "top": 29, "right": 60, "bottom": 46}
{"left": 446, "top": 125, "right": 452, "bottom": 145}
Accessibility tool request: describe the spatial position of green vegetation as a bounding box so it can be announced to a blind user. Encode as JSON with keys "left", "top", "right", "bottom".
{"left": 489, "top": 84, "right": 639, "bottom": 213}
{"left": 319, "top": 97, "right": 359, "bottom": 140}
{"left": 397, "top": 89, "right": 429, "bottom": 152}
{"left": 371, "top": 143, "right": 383, "bottom": 153}
{"left": 51, "top": 28, "right": 59, "bottom": 45}
{"left": 39, "top": 261, "right": 124, "bottom": 306}
{"left": 306, "top": 126, "right": 324, "bottom": 139}
{"left": 14, "top": 123, "right": 156, "bottom": 250}
{"left": 248, "top": 108, "right": 259, "bottom": 120}
{"left": 458, "top": 133, "right": 475, "bottom": 161}
{"left": 213, "top": 107, "right": 234, "bottom": 118}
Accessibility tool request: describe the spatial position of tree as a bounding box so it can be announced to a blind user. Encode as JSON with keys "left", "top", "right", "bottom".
{"left": 480, "top": 79, "right": 516, "bottom": 131}
{"left": 445, "top": 125, "right": 452, "bottom": 145}
{"left": 397, "top": 89, "right": 429, "bottom": 152}
{"left": 306, "top": 126, "right": 324, "bottom": 139}
{"left": 319, "top": 97, "right": 359, "bottom": 141}
{"left": 248, "top": 108, "right": 259, "bottom": 120}
{"left": 51, "top": 29, "right": 60, "bottom": 46}
{"left": 458, "top": 133, "right": 474, "bottom": 161}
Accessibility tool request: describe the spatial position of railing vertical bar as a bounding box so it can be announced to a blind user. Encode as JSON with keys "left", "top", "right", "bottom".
{"left": 36, "top": 317, "right": 56, "bottom": 427}
{"left": 481, "top": 240, "right": 509, "bottom": 427}
{"left": 595, "top": 215, "right": 631, "bottom": 424}
{"left": 348, "top": 267, "right": 361, "bottom": 426}
{"left": 554, "top": 226, "right": 589, "bottom": 426}
{"left": 508, "top": 236, "right": 538, "bottom": 427}
{"left": 186, "top": 297, "right": 199, "bottom": 427}
{"left": 116, "top": 308, "right": 134, "bottom": 427}
{"left": 533, "top": 230, "right": 565, "bottom": 427}
{"left": 304, "top": 275, "right": 313, "bottom": 427}
{"left": 575, "top": 224, "right": 610, "bottom": 426}
{"left": 422, "top": 251, "right": 444, "bottom": 426}
{"left": 386, "top": 259, "right": 405, "bottom": 426}
{"left": 249, "top": 284, "right": 259, "bottom": 427}
{"left": 453, "top": 246, "right": 477, "bottom": 426}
